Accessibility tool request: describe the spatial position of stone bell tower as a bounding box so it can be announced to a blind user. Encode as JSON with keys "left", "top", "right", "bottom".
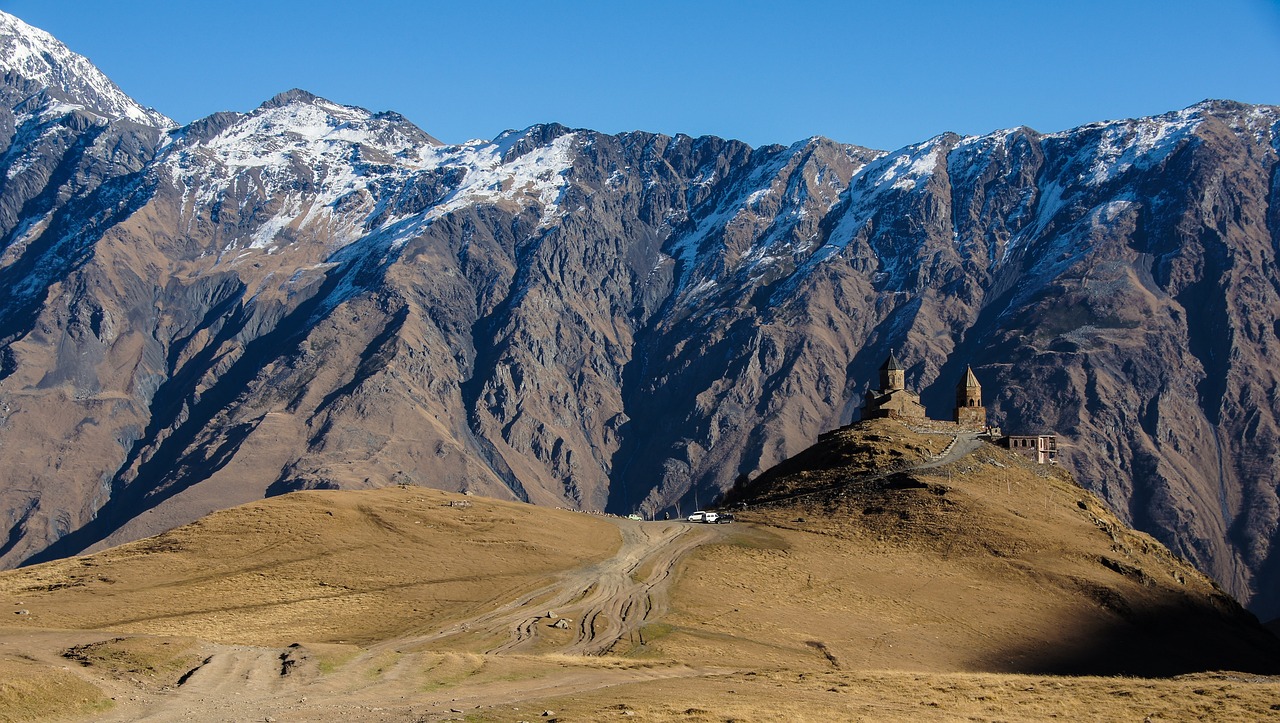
{"left": 880, "top": 353, "right": 905, "bottom": 392}
{"left": 954, "top": 366, "right": 986, "bottom": 429}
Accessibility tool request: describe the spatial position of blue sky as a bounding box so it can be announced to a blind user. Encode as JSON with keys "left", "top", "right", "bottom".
{"left": 4, "top": 0, "right": 1279, "bottom": 150}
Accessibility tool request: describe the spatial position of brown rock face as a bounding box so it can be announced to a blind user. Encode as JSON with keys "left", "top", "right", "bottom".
{"left": 1, "top": 14, "right": 1279, "bottom": 621}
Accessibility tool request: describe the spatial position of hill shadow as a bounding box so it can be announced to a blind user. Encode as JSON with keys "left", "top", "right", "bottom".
{"left": 984, "top": 599, "right": 1280, "bottom": 677}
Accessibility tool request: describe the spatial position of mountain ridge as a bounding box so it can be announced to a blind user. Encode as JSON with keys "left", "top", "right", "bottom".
{"left": 1, "top": 9, "right": 1279, "bottom": 625}
{"left": 0, "top": 10, "right": 171, "bottom": 128}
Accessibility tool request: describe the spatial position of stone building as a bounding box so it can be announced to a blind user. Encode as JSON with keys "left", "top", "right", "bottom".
{"left": 859, "top": 353, "right": 926, "bottom": 421}
{"left": 858, "top": 355, "right": 1056, "bottom": 463}
{"left": 1001, "top": 435, "right": 1058, "bottom": 464}
{"left": 953, "top": 366, "right": 986, "bottom": 430}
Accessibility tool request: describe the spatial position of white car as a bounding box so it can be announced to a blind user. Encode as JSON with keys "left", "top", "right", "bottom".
{"left": 687, "top": 511, "right": 719, "bottom": 523}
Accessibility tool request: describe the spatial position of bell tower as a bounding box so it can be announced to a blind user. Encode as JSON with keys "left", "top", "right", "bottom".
{"left": 954, "top": 365, "right": 986, "bottom": 429}
{"left": 880, "top": 353, "right": 905, "bottom": 392}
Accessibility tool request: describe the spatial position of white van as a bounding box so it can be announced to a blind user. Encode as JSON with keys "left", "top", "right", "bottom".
{"left": 687, "top": 511, "right": 719, "bottom": 523}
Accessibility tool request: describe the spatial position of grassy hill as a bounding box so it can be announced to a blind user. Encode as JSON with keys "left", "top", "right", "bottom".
{"left": 1, "top": 422, "right": 1277, "bottom": 720}
{"left": 0, "top": 487, "right": 619, "bottom": 645}
{"left": 700, "top": 419, "right": 1280, "bottom": 676}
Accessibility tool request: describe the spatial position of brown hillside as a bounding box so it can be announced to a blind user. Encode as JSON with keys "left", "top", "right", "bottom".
{"left": 4, "top": 87, "right": 1280, "bottom": 631}
{"left": 704, "top": 419, "right": 1280, "bottom": 676}
{"left": 0, "top": 487, "right": 619, "bottom": 645}
{"left": 0, "top": 438, "right": 1277, "bottom": 720}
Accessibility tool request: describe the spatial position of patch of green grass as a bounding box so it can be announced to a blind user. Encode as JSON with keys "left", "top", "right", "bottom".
{"left": 364, "top": 650, "right": 402, "bottom": 679}
{"left": 626, "top": 621, "right": 678, "bottom": 657}
{"left": 62, "top": 636, "right": 203, "bottom": 687}
{"left": 314, "top": 645, "right": 360, "bottom": 674}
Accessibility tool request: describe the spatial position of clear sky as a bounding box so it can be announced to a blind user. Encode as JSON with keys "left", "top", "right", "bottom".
{"left": 3, "top": 0, "right": 1279, "bottom": 150}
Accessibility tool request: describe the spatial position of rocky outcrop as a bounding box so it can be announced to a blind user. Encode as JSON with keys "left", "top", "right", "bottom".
{"left": 0, "top": 12, "right": 1279, "bottom": 622}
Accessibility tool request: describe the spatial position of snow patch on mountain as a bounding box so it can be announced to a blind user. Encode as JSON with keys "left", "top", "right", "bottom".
{"left": 669, "top": 138, "right": 876, "bottom": 300}
{"left": 415, "top": 130, "right": 579, "bottom": 227}
{"left": 168, "top": 94, "right": 579, "bottom": 253}
{"left": 1230, "top": 104, "right": 1280, "bottom": 149}
{"left": 1050, "top": 108, "right": 1201, "bottom": 187}
{"left": 805, "top": 138, "right": 947, "bottom": 265}
{"left": 0, "top": 10, "right": 172, "bottom": 128}
{"left": 879, "top": 142, "right": 942, "bottom": 191}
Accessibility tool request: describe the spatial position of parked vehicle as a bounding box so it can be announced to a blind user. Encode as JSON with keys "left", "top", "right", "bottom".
{"left": 715, "top": 513, "right": 734, "bottom": 524}
{"left": 687, "top": 511, "right": 719, "bottom": 523}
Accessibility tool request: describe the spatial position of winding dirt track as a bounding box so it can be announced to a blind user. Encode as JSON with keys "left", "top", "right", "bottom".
{"left": 417, "top": 518, "right": 720, "bottom": 656}
{"left": 97, "top": 517, "right": 729, "bottom": 721}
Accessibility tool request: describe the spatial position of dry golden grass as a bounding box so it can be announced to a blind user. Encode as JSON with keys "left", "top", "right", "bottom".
{"left": 0, "top": 657, "right": 111, "bottom": 722}
{"left": 0, "top": 429, "right": 1276, "bottom": 721}
{"left": 470, "top": 668, "right": 1280, "bottom": 722}
{"left": 61, "top": 635, "right": 203, "bottom": 688}
{"left": 686, "top": 419, "right": 1279, "bottom": 677}
{"left": 0, "top": 486, "right": 619, "bottom": 646}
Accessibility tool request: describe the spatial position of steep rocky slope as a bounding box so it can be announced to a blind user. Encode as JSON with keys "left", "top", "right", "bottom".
{"left": 0, "top": 10, "right": 1278, "bottom": 622}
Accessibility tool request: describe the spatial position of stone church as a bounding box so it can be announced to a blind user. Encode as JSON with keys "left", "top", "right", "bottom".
{"left": 954, "top": 366, "right": 985, "bottom": 429}
{"left": 859, "top": 353, "right": 987, "bottom": 431}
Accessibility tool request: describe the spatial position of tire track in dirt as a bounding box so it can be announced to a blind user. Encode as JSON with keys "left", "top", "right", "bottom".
{"left": 561, "top": 520, "right": 718, "bottom": 656}
{"left": 97, "top": 644, "right": 288, "bottom": 723}
{"left": 404, "top": 518, "right": 723, "bottom": 656}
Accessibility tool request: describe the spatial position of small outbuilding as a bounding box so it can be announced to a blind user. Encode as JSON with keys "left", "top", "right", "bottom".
{"left": 1001, "top": 434, "right": 1058, "bottom": 464}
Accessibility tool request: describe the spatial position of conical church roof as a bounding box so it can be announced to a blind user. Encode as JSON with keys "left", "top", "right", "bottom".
{"left": 881, "top": 353, "right": 904, "bottom": 371}
{"left": 959, "top": 365, "right": 981, "bottom": 388}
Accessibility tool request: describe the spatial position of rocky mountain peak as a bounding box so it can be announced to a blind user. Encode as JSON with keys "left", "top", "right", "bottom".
{"left": 157, "top": 96, "right": 581, "bottom": 260}
{"left": 259, "top": 87, "right": 323, "bottom": 110}
{"left": 0, "top": 10, "right": 172, "bottom": 128}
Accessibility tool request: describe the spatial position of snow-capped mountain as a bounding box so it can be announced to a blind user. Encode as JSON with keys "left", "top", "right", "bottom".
{"left": 0, "top": 11, "right": 171, "bottom": 127}
{"left": 1, "top": 11, "right": 1279, "bottom": 625}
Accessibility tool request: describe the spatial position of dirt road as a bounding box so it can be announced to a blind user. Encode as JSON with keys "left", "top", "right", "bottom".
{"left": 93, "top": 517, "right": 731, "bottom": 721}
{"left": 416, "top": 518, "right": 721, "bottom": 656}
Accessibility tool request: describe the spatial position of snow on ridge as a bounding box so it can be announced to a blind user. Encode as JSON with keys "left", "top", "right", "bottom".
{"left": 665, "top": 138, "right": 878, "bottom": 305}
{"left": 170, "top": 95, "right": 579, "bottom": 254}
{"left": 414, "top": 129, "right": 578, "bottom": 228}
{"left": 875, "top": 138, "right": 944, "bottom": 191}
{"left": 201, "top": 100, "right": 422, "bottom": 170}
{"left": 995, "top": 107, "right": 1202, "bottom": 261}
{"left": 946, "top": 129, "right": 1023, "bottom": 178}
{"left": 811, "top": 139, "right": 943, "bottom": 256}
{"left": 1046, "top": 107, "right": 1201, "bottom": 186}
{"left": 0, "top": 10, "right": 173, "bottom": 128}
{"left": 735, "top": 139, "right": 847, "bottom": 266}
{"left": 665, "top": 142, "right": 808, "bottom": 282}
{"left": 692, "top": 103, "right": 1275, "bottom": 304}
{"left": 758, "top": 137, "right": 952, "bottom": 297}
{"left": 1230, "top": 104, "right": 1280, "bottom": 149}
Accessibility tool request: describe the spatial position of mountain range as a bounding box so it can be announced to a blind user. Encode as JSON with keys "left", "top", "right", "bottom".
{"left": 0, "top": 10, "right": 1277, "bottom": 624}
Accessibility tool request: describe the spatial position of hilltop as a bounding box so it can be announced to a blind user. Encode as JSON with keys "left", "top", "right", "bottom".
{"left": 1, "top": 422, "right": 1277, "bottom": 720}
{"left": 717, "top": 419, "right": 1280, "bottom": 676}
